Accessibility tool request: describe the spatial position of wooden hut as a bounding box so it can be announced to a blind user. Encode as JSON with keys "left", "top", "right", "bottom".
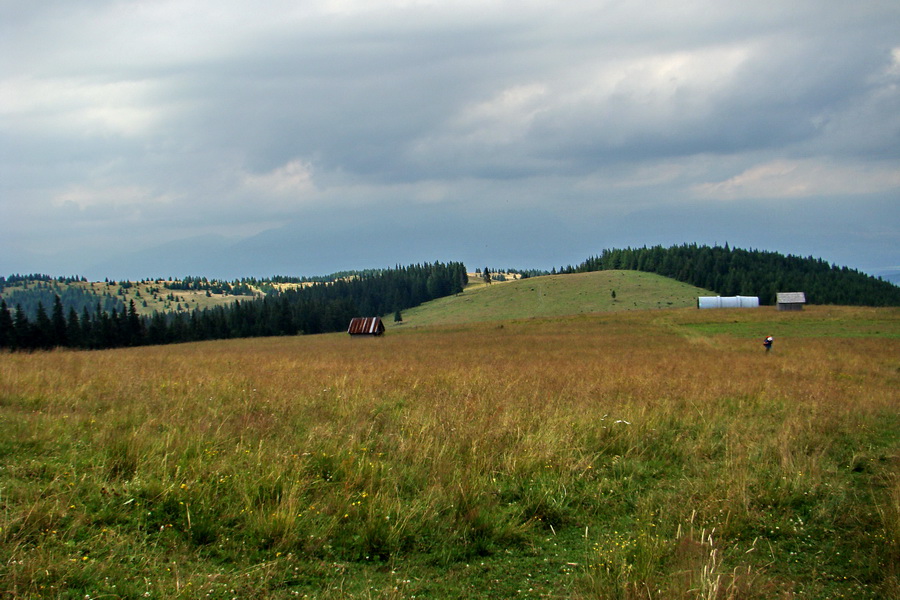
{"left": 776, "top": 292, "right": 806, "bottom": 311}
{"left": 347, "top": 317, "right": 385, "bottom": 336}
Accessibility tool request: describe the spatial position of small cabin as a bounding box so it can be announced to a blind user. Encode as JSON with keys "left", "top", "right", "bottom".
{"left": 776, "top": 292, "right": 806, "bottom": 311}
{"left": 347, "top": 317, "right": 385, "bottom": 336}
{"left": 697, "top": 296, "right": 759, "bottom": 309}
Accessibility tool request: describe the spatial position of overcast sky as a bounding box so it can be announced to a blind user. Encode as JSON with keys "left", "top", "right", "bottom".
{"left": 2, "top": 0, "right": 899, "bottom": 280}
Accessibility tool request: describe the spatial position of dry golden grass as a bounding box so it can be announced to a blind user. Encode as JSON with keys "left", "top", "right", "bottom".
{"left": 0, "top": 306, "right": 897, "bottom": 598}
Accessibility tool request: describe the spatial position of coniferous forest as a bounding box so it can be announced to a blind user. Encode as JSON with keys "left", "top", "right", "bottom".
{"left": 0, "top": 262, "right": 467, "bottom": 351}
{"left": 2, "top": 245, "right": 899, "bottom": 351}
{"left": 572, "top": 244, "right": 900, "bottom": 306}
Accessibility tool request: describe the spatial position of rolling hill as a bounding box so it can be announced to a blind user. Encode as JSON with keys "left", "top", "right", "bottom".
{"left": 390, "top": 270, "right": 715, "bottom": 329}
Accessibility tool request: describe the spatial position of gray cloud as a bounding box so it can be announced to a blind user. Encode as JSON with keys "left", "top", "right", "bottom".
{"left": 2, "top": 0, "right": 899, "bottom": 279}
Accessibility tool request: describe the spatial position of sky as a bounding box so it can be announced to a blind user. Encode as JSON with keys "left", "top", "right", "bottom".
{"left": 2, "top": 0, "right": 899, "bottom": 281}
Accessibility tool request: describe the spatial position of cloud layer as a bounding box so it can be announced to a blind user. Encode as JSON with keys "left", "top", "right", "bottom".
{"left": 2, "top": 0, "right": 899, "bottom": 278}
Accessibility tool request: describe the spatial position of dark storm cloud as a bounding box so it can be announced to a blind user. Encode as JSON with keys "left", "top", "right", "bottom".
{"left": 2, "top": 0, "right": 898, "bottom": 277}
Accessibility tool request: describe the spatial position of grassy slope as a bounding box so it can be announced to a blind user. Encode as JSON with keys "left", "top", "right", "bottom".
{"left": 0, "top": 280, "right": 253, "bottom": 316}
{"left": 82, "top": 281, "right": 244, "bottom": 315}
{"left": 2, "top": 306, "right": 897, "bottom": 599}
{"left": 391, "top": 270, "right": 715, "bottom": 329}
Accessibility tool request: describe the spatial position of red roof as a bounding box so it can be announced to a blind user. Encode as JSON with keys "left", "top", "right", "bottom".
{"left": 347, "top": 317, "right": 385, "bottom": 335}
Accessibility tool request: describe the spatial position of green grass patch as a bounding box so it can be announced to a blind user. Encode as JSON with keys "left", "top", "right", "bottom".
{"left": 679, "top": 306, "right": 900, "bottom": 339}
{"left": 391, "top": 270, "right": 714, "bottom": 328}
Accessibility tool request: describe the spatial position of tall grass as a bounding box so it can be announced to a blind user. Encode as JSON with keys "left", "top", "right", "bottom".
{"left": 1, "top": 306, "right": 897, "bottom": 598}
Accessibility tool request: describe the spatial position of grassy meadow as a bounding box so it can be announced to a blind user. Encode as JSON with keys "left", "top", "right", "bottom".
{"left": 1, "top": 305, "right": 898, "bottom": 599}
{"left": 393, "top": 271, "right": 714, "bottom": 328}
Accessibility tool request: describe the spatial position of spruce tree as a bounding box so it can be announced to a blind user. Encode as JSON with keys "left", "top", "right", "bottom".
{"left": 0, "top": 300, "right": 13, "bottom": 350}
{"left": 52, "top": 295, "right": 68, "bottom": 347}
{"left": 13, "top": 305, "right": 31, "bottom": 350}
{"left": 80, "top": 306, "right": 94, "bottom": 349}
{"left": 126, "top": 300, "right": 144, "bottom": 346}
{"left": 34, "top": 302, "right": 54, "bottom": 349}
{"left": 66, "top": 307, "right": 82, "bottom": 349}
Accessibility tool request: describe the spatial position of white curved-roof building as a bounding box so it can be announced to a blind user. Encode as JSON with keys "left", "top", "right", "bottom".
{"left": 697, "top": 296, "right": 760, "bottom": 309}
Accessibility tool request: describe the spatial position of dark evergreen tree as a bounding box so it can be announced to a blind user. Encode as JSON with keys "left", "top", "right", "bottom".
{"left": 146, "top": 312, "right": 170, "bottom": 345}
{"left": 34, "top": 302, "right": 54, "bottom": 349}
{"left": 80, "top": 307, "right": 94, "bottom": 349}
{"left": 13, "top": 305, "right": 32, "bottom": 351}
{"left": 125, "top": 300, "right": 144, "bottom": 346}
{"left": 66, "top": 307, "right": 82, "bottom": 349}
{"left": 0, "top": 300, "right": 13, "bottom": 350}
{"left": 52, "top": 295, "right": 68, "bottom": 347}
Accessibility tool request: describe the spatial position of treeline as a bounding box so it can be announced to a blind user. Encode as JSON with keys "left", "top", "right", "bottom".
{"left": 262, "top": 269, "right": 387, "bottom": 284}
{"left": 0, "top": 262, "right": 467, "bottom": 351}
{"left": 0, "top": 297, "right": 144, "bottom": 351}
{"left": 165, "top": 276, "right": 255, "bottom": 296}
{"left": 2, "top": 284, "right": 126, "bottom": 321}
{"left": 242, "top": 269, "right": 390, "bottom": 293}
{"left": 572, "top": 244, "right": 900, "bottom": 306}
{"left": 475, "top": 267, "right": 547, "bottom": 282}
{"left": 0, "top": 274, "right": 87, "bottom": 288}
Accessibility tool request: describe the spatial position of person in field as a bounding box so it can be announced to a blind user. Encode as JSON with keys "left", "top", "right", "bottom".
{"left": 763, "top": 336, "right": 773, "bottom": 352}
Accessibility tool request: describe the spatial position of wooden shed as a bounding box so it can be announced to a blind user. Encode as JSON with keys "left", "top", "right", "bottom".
{"left": 776, "top": 292, "right": 806, "bottom": 311}
{"left": 347, "top": 317, "right": 385, "bottom": 336}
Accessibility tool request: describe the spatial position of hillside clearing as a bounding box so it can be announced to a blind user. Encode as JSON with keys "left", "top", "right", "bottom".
{"left": 391, "top": 270, "right": 714, "bottom": 328}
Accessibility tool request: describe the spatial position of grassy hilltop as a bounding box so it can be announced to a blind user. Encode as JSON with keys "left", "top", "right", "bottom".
{"left": 392, "top": 270, "right": 714, "bottom": 328}
{"left": 1, "top": 301, "right": 898, "bottom": 598}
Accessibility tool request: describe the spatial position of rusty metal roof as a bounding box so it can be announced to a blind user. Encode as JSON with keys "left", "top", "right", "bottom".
{"left": 347, "top": 317, "right": 385, "bottom": 335}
